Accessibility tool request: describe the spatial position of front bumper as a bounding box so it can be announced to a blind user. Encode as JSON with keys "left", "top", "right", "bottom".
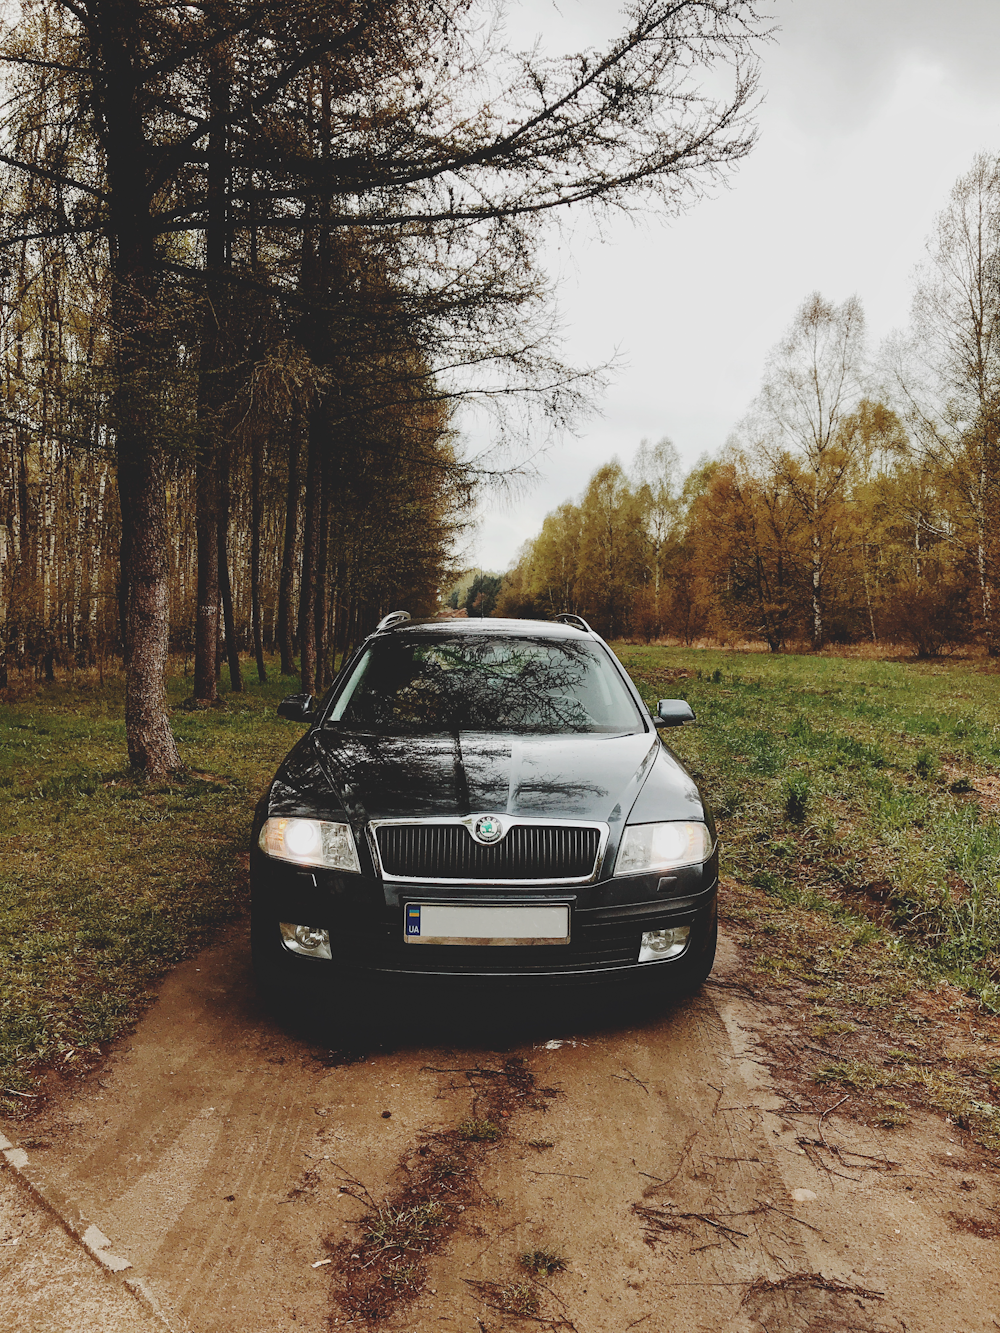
{"left": 250, "top": 848, "right": 718, "bottom": 987}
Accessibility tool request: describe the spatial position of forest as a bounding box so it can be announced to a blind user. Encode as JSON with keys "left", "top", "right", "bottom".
{"left": 6, "top": 2, "right": 999, "bottom": 784}
{"left": 499, "top": 154, "right": 1000, "bottom": 658}
{"left": 0, "top": 0, "right": 768, "bottom": 775}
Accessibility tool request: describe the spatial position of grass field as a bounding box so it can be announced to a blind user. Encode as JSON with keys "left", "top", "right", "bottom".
{"left": 620, "top": 646, "right": 1000, "bottom": 1005}
{"left": 0, "top": 665, "right": 301, "bottom": 1111}
{"left": 619, "top": 646, "right": 1000, "bottom": 1148}
{"left": 2, "top": 646, "right": 1000, "bottom": 1125}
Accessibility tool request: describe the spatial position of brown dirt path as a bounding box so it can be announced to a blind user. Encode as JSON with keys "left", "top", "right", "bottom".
{"left": 2, "top": 926, "right": 998, "bottom": 1333}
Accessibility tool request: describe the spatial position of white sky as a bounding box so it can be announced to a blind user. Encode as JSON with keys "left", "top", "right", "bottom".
{"left": 461, "top": 0, "right": 1000, "bottom": 571}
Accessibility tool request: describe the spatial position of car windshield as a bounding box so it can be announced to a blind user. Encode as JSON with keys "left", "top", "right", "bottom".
{"left": 326, "top": 635, "right": 646, "bottom": 735}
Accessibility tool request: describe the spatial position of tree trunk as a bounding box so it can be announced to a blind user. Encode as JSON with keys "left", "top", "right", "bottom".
{"left": 98, "top": 2, "right": 181, "bottom": 777}
{"left": 251, "top": 430, "right": 267, "bottom": 682}
{"left": 193, "top": 447, "right": 221, "bottom": 701}
{"left": 810, "top": 466, "right": 823, "bottom": 650}
{"left": 861, "top": 539, "right": 878, "bottom": 645}
{"left": 276, "top": 427, "right": 302, "bottom": 676}
{"left": 981, "top": 546, "right": 996, "bottom": 656}
{"left": 113, "top": 263, "right": 180, "bottom": 775}
{"left": 983, "top": 432, "right": 1000, "bottom": 656}
{"left": 976, "top": 497, "right": 994, "bottom": 655}
{"left": 297, "top": 414, "right": 322, "bottom": 694}
{"left": 314, "top": 437, "right": 331, "bottom": 689}
{"left": 192, "top": 30, "right": 232, "bottom": 701}
{"left": 811, "top": 531, "right": 823, "bottom": 650}
{"left": 218, "top": 443, "right": 242, "bottom": 691}
{"left": 117, "top": 420, "right": 181, "bottom": 776}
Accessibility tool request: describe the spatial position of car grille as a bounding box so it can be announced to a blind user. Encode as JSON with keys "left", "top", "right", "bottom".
{"left": 374, "top": 823, "right": 602, "bottom": 882}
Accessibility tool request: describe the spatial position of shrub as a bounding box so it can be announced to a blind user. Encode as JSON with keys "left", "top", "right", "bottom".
{"left": 782, "top": 772, "right": 810, "bottom": 823}
{"left": 879, "top": 576, "right": 972, "bottom": 658}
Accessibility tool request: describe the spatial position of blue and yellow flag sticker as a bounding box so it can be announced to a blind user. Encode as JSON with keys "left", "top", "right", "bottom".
{"left": 405, "top": 904, "right": 421, "bottom": 936}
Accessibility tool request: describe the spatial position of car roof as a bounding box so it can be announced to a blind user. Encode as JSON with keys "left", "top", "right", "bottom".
{"left": 375, "top": 617, "right": 592, "bottom": 641}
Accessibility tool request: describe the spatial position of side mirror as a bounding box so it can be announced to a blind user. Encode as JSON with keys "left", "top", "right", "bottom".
{"left": 653, "top": 698, "right": 695, "bottom": 728}
{"left": 277, "top": 693, "right": 315, "bottom": 722}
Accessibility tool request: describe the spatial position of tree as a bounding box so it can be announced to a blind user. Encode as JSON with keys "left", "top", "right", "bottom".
{"left": 464, "top": 573, "right": 502, "bottom": 618}
{"left": 696, "top": 449, "right": 805, "bottom": 651}
{"left": 576, "top": 461, "right": 647, "bottom": 638}
{"left": 631, "top": 435, "right": 682, "bottom": 637}
{"left": 836, "top": 398, "right": 909, "bottom": 643}
{"left": 754, "top": 293, "right": 867, "bottom": 648}
{"left": 890, "top": 153, "right": 1000, "bottom": 654}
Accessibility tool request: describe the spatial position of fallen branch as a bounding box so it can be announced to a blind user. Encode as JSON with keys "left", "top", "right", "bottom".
{"left": 817, "top": 1093, "right": 849, "bottom": 1145}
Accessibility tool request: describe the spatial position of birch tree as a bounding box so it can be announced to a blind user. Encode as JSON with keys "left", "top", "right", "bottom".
{"left": 755, "top": 293, "right": 867, "bottom": 648}
{"left": 890, "top": 153, "right": 1000, "bottom": 654}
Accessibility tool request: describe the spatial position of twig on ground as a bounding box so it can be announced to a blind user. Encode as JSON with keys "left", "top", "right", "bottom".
{"left": 685, "top": 1212, "right": 748, "bottom": 1238}
{"left": 613, "top": 1067, "right": 649, "bottom": 1094}
{"left": 762, "top": 1203, "right": 822, "bottom": 1234}
{"left": 817, "top": 1094, "right": 849, "bottom": 1145}
{"left": 527, "top": 1170, "right": 589, "bottom": 1179}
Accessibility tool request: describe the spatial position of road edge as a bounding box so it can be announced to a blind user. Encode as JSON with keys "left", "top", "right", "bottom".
{"left": 1, "top": 1127, "right": 179, "bottom": 1332}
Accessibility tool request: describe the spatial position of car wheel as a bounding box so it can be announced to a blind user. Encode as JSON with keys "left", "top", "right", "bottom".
{"left": 250, "top": 909, "right": 370, "bottom": 1041}
{"left": 641, "top": 914, "right": 717, "bottom": 1001}
{"left": 250, "top": 909, "right": 291, "bottom": 1015}
{"left": 676, "top": 914, "right": 717, "bottom": 992}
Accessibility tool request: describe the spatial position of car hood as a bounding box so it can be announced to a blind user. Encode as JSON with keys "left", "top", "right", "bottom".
{"left": 301, "top": 728, "right": 668, "bottom": 826}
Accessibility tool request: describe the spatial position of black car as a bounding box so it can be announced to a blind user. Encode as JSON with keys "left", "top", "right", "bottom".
{"left": 250, "top": 614, "right": 718, "bottom": 1007}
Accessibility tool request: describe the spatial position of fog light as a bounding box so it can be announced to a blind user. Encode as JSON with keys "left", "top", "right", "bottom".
{"left": 638, "top": 926, "right": 690, "bottom": 963}
{"left": 280, "top": 922, "right": 332, "bottom": 959}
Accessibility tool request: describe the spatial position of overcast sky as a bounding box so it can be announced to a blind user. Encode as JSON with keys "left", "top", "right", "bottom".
{"left": 460, "top": 0, "right": 1000, "bottom": 572}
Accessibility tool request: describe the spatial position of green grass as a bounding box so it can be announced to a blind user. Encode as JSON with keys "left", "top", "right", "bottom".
{"left": 456, "top": 1117, "right": 503, "bottom": 1142}
{"left": 0, "top": 661, "right": 304, "bottom": 1109}
{"left": 616, "top": 645, "right": 1000, "bottom": 1009}
{"left": 519, "top": 1249, "right": 567, "bottom": 1276}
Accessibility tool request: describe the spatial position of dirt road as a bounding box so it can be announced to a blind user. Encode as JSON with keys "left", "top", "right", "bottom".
{"left": 2, "top": 923, "right": 998, "bottom": 1333}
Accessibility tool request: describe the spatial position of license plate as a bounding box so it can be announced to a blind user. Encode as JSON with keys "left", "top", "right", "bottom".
{"left": 403, "top": 903, "right": 570, "bottom": 946}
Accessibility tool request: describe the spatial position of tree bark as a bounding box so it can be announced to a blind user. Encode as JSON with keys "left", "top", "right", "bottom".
{"left": 193, "top": 446, "right": 221, "bottom": 701}
{"left": 218, "top": 443, "right": 242, "bottom": 691}
{"left": 811, "top": 534, "right": 823, "bottom": 650}
{"left": 192, "top": 27, "right": 232, "bottom": 701}
{"left": 297, "top": 413, "right": 322, "bottom": 694}
{"left": 810, "top": 462, "right": 823, "bottom": 650}
{"left": 98, "top": 0, "right": 180, "bottom": 776}
{"left": 314, "top": 436, "right": 331, "bottom": 689}
{"left": 276, "top": 427, "right": 301, "bottom": 676}
{"left": 983, "top": 428, "right": 1000, "bottom": 656}
{"left": 116, "top": 399, "right": 181, "bottom": 776}
{"left": 251, "top": 429, "right": 267, "bottom": 683}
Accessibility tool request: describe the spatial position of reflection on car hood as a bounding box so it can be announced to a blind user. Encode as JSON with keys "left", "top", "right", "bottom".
{"left": 306, "top": 729, "right": 665, "bottom": 825}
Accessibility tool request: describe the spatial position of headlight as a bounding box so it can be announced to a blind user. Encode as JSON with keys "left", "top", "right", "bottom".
{"left": 258, "top": 817, "right": 360, "bottom": 872}
{"left": 614, "top": 821, "right": 712, "bottom": 876}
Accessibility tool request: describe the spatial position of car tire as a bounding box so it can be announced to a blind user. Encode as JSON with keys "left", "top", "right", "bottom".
{"left": 250, "top": 909, "right": 372, "bottom": 1042}
{"left": 676, "top": 914, "right": 717, "bottom": 993}
{"left": 642, "top": 913, "right": 717, "bottom": 1001}
{"left": 250, "top": 910, "right": 292, "bottom": 1015}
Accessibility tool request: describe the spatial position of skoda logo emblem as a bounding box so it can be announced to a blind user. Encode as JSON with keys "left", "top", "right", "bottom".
{"left": 473, "top": 814, "right": 504, "bottom": 844}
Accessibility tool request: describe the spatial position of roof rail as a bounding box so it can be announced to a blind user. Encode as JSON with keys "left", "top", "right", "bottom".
{"left": 555, "top": 613, "right": 593, "bottom": 633}
{"left": 375, "top": 610, "right": 412, "bottom": 632}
